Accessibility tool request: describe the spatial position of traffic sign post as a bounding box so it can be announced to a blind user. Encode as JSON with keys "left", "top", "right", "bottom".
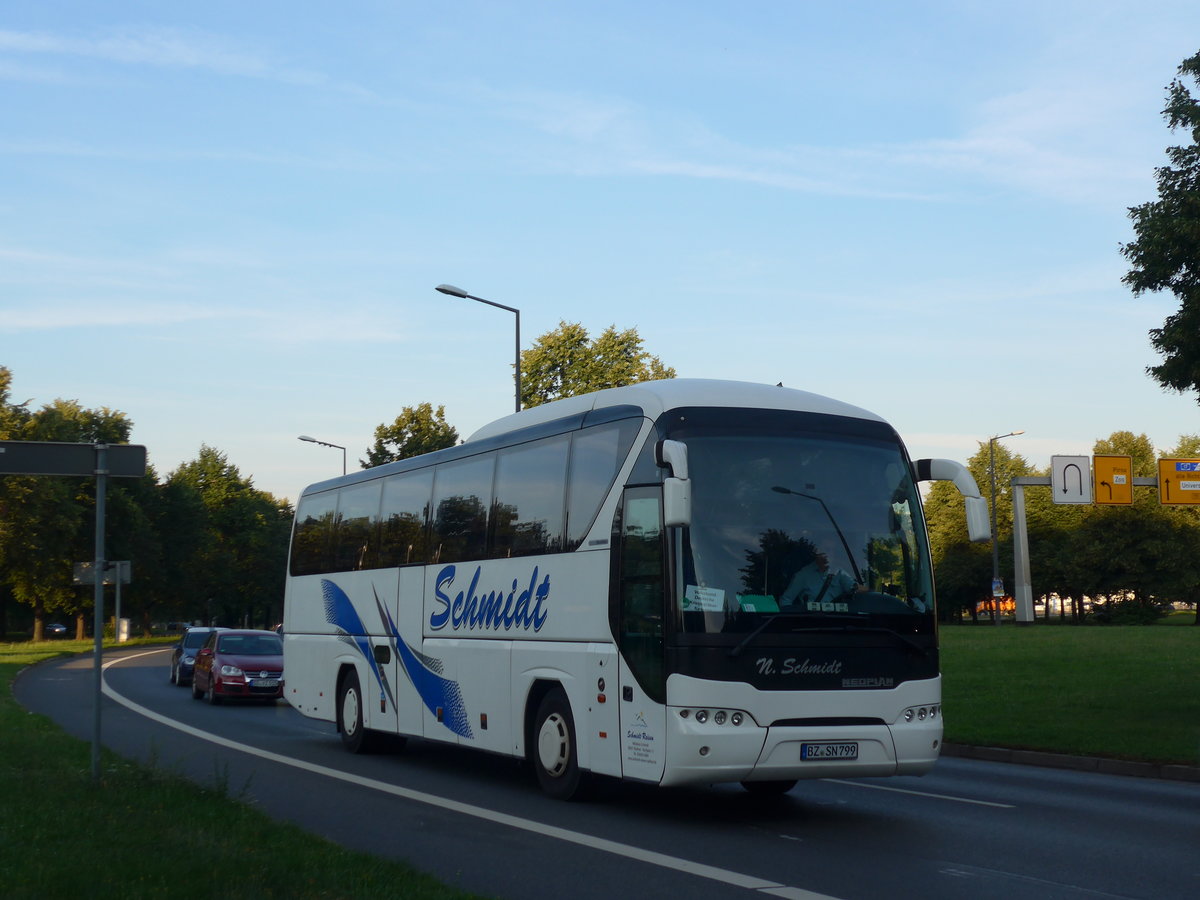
{"left": 1157, "top": 458, "right": 1200, "bottom": 505}
{"left": 1051, "top": 455, "right": 1092, "bottom": 505}
{"left": 1093, "top": 455, "right": 1133, "bottom": 505}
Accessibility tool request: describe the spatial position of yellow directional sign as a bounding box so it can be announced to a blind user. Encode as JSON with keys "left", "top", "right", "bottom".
{"left": 1093, "top": 455, "right": 1133, "bottom": 505}
{"left": 1157, "top": 458, "right": 1200, "bottom": 505}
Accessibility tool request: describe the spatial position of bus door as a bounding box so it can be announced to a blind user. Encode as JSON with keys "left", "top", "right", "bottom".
{"left": 616, "top": 486, "right": 667, "bottom": 782}
{"left": 380, "top": 566, "right": 425, "bottom": 738}
{"left": 352, "top": 570, "right": 399, "bottom": 737}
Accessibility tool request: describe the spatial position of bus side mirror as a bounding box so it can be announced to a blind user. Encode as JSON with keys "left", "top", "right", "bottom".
{"left": 656, "top": 439, "right": 692, "bottom": 527}
{"left": 914, "top": 458, "right": 991, "bottom": 543}
{"left": 964, "top": 496, "right": 991, "bottom": 543}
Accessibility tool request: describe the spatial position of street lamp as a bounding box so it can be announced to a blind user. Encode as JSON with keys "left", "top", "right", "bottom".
{"left": 436, "top": 284, "right": 521, "bottom": 413}
{"left": 298, "top": 434, "right": 346, "bottom": 475}
{"left": 989, "top": 430, "right": 1025, "bottom": 624}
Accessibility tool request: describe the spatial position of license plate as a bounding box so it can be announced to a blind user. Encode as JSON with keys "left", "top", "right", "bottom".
{"left": 250, "top": 679, "right": 279, "bottom": 688}
{"left": 801, "top": 741, "right": 859, "bottom": 761}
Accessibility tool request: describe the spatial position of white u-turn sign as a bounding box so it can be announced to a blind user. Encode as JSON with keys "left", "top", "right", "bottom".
{"left": 1051, "top": 455, "right": 1093, "bottom": 504}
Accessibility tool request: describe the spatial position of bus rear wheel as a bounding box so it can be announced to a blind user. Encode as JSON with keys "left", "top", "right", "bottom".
{"left": 531, "top": 687, "right": 587, "bottom": 801}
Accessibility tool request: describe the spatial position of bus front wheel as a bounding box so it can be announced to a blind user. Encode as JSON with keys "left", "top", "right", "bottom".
{"left": 338, "top": 669, "right": 374, "bottom": 753}
{"left": 532, "top": 687, "right": 586, "bottom": 800}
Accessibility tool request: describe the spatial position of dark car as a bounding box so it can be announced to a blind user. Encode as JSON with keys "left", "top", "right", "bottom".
{"left": 169, "top": 627, "right": 226, "bottom": 686}
{"left": 45, "top": 623, "right": 68, "bottom": 638}
{"left": 191, "top": 629, "right": 284, "bottom": 704}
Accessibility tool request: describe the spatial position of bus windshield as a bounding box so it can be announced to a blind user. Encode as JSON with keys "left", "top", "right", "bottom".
{"left": 668, "top": 412, "right": 932, "bottom": 637}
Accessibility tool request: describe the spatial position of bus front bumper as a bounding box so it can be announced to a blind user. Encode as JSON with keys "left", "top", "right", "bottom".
{"left": 659, "top": 711, "right": 942, "bottom": 787}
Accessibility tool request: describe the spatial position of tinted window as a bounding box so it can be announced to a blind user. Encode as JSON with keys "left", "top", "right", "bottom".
{"left": 380, "top": 468, "right": 433, "bottom": 566}
{"left": 182, "top": 630, "right": 210, "bottom": 650}
{"left": 291, "top": 492, "right": 337, "bottom": 575}
{"left": 333, "top": 481, "right": 382, "bottom": 571}
{"left": 492, "top": 435, "right": 569, "bottom": 558}
{"left": 217, "top": 633, "right": 283, "bottom": 656}
{"left": 566, "top": 418, "right": 641, "bottom": 548}
{"left": 431, "top": 455, "right": 494, "bottom": 563}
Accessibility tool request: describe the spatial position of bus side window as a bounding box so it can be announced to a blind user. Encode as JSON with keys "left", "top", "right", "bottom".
{"left": 431, "top": 455, "right": 494, "bottom": 564}
{"left": 332, "top": 481, "right": 382, "bottom": 571}
{"left": 291, "top": 492, "right": 338, "bottom": 576}
{"left": 617, "top": 487, "right": 666, "bottom": 702}
{"left": 566, "top": 419, "right": 642, "bottom": 549}
{"left": 380, "top": 469, "right": 433, "bottom": 566}
{"left": 491, "top": 435, "right": 569, "bottom": 558}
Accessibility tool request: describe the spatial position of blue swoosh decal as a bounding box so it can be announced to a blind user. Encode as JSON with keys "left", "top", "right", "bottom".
{"left": 321, "top": 578, "right": 473, "bottom": 740}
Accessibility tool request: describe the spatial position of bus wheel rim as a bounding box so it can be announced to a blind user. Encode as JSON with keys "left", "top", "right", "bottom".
{"left": 342, "top": 686, "right": 360, "bottom": 735}
{"left": 537, "top": 712, "right": 569, "bottom": 776}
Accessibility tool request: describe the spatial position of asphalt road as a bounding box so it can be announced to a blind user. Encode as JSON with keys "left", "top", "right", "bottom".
{"left": 15, "top": 646, "right": 1200, "bottom": 900}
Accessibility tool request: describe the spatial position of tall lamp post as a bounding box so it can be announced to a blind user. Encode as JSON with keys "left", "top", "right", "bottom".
{"left": 436, "top": 284, "right": 521, "bottom": 413}
{"left": 298, "top": 434, "right": 346, "bottom": 475}
{"left": 989, "top": 430, "right": 1025, "bottom": 624}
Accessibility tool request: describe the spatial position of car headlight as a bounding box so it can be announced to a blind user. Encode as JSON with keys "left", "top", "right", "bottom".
{"left": 219, "top": 665, "right": 244, "bottom": 677}
{"left": 182, "top": 656, "right": 195, "bottom": 665}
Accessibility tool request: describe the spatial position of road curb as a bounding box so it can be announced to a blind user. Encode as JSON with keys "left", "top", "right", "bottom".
{"left": 941, "top": 743, "right": 1200, "bottom": 783}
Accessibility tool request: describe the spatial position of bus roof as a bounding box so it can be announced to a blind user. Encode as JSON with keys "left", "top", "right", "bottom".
{"left": 466, "top": 378, "right": 884, "bottom": 443}
{"left": 297, "top": 379, "right": 886, "bottom": 499}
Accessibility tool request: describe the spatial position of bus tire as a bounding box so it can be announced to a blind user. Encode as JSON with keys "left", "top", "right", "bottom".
{"left": 337, "top": 668, "right": 375, "bottom": 754}
{"left": 741, "top": 779, "right": 797, "bottom": 796}
{"left": 531, "top": 687, "right": 586, "bottom": 801}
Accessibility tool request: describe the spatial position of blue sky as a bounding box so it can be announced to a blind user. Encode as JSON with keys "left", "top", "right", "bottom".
{"left": 3, "top": 2, "right": 1200, "bottom": 501}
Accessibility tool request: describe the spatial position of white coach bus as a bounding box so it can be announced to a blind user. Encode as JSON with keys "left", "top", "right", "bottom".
{"left": 283, "top": 379, "right": 989, "bottom": 799}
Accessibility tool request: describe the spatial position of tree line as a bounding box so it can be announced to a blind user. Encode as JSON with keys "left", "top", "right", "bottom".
{"left": 0, "top": 366, "right": 293, "bottom": 640}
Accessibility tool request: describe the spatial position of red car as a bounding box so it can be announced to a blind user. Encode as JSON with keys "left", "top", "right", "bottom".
{"left": 191, "top": 629, "right": 284, "bottom": 704}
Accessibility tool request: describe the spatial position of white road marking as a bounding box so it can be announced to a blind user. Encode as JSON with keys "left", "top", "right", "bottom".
{"left": 102, "top": 650, "right": 840, "bottom": 899}
{"left": 822, "top": 778, "right": 1015, "bottom": 808}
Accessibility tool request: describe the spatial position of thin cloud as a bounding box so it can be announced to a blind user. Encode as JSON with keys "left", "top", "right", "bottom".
{"left": 0, "top": 26, "right": 375, "bottom": 98}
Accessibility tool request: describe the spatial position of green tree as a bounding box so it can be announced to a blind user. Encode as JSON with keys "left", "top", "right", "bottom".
{"left": 0, "top": 398, "right": 136, "bottom": 640}
{"left": 167, "top": 446, "right": 292, "bottom": 629}
{"left": 519, "top": 321, "right": 676, "bottom": 409}
{"left": 363, "top": 402, "right": 459, "bottom": 467}
{"left": 1122, "top": 50, "right": 1200, "bottom": 398}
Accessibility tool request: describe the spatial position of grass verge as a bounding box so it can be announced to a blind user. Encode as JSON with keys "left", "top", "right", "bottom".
{"left": 940, "top": 624, "right": 1200, "bottom": 765}
{"left": 0, "top": 639, "right": 485, "bottom": 900}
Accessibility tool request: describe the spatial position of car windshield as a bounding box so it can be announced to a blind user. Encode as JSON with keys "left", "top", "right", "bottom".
{"left": 669, "top": 414, "right": 934, "bottom": 636}
{"left": 217, "top": 634, "right": 282, "bottom": 656}
{"left": 182, "top": 632, "right": 210, "bottom": 649}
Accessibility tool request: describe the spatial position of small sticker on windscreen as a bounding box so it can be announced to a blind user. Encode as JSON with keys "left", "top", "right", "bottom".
{"left": 683, "top": 585, "right": 725, "bottom": 611}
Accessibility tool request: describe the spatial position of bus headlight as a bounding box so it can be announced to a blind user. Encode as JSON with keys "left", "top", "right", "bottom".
{"left": 903, "top": 705, "right": 940, "bottom": 723}
{"left": 678, "top": 708, "right": 750, "bottom": 727}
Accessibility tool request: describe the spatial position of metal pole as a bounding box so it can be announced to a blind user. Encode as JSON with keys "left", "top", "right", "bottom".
{"left": 990, "top": 437, "right": 999, "bottom": 625}
{"left": 114, "top": 566, "right": 121, "bottom": 642}
{"left": 91, "top": 444, "right": 107, "bottom": 782}
{"left": 988, "top": 430, "right": 1024, "bottom": 624}
{"left": 513, "top": 306, "right": 521, "bottom": 414}
{"left": 436, "top": 285, "right": 521, "bottom": 412}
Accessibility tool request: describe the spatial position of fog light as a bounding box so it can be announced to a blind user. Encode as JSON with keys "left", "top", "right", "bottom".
{"left": 679, "top": 709, "right": 690, "bottom": 719}
{"left": 731, "top": 712, "right": 743, "bottom": 726}
{"left": 904, "top": 709, "right": 914, "bottom": 722}
{"left": 695, "top": 709, "right": 709, "bottom": 724}
{"left": 714, "top": 710, "right": 727, "bottom": 725}
{"left": 699, "top": 746, "right": 710, "bottom": 756}
{"left": 918, "top": 708, "right": 927, "bottom": 721}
